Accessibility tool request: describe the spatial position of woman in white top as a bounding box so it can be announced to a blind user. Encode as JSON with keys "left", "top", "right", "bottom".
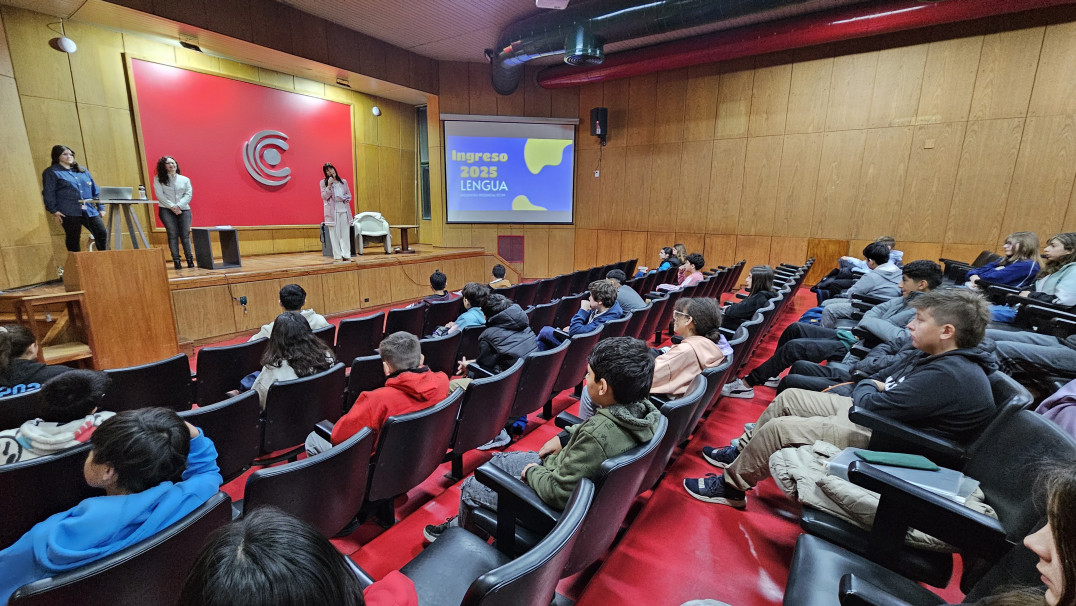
{"left": 153, "top": 156, "right": 194, "bottom": 270}
{"left": 320, "top": 162, "right": 354, "bottom": 261}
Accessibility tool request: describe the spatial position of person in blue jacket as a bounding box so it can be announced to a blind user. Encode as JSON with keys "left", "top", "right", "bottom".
{"left": 535, "top": 279, "right": 624, "bottom": 350}
{"left": 41, "top": 145, "right": 108, "bottom": 252}
{"left": 0, "top": 407, "right": 222, "bottom": 602}
{"left": 966, "top": 231, "right": 1040, "bottom": 289}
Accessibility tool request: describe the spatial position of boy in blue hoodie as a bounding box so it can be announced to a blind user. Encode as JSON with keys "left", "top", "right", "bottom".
{"left": 0, "top": 407, "right": 221, "bottom": 601}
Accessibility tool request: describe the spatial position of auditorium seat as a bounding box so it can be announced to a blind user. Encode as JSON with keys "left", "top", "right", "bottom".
{"left": 641, "top": 376, "right": 707, "bottom": 490}
{"left": 532, "top": 277, "right": 558, "bottom": 304}
{"left": 422, "top": 297, "right": 463, "bottom": 337}
{"left": 361, "top": 388, "right": 464, "bottom": 526}
{"left": 344, "top": 354, "right": 386, "bottom": 410}
{"left": 384, "top": 303, "right": 425, "bottom": 337}
{"left": 0, "top": 388, "right": 43, "bottom": 432}
{"left": 597, "top": 312, "right": 632, "bottom": 340}
{"left": 390, "top": 479, "right": 592, "bottom": 606}
{"left": 552, "top": 292, "right": 586, "bottom": 328}
{"left": 257, "top": 362, "right": 346, "bottom": 464}
{"left": 542, "top": 325, "right": 602, "bottom": 418}
{"left": 444, "top": 358, "right": 524, "bottom": 480}
{"left": 455, "top": 324, "right": 485, "bottom": 362}
{"left": 239, "top": 427, "right": 375, "bottom": 537}
{"left": 505, "top": 339, "right": 571, "bottom": 423}
{"left": 8, "top": 492, "right": 231, "bottom": 606}
{"left": 312, "top": 324, "right": 336, "bottom": 349}
{"left": 679, "top": 356, "right": 734, "bottom": 444}
{"left": 526, "top": 300, "right": 558, "bottom": 335}
{"left": 419, "top": 331, "right": 462, "bottom": 375}
{"left": 194, "top": 338, "right": 267, "bottom": 406}
{"left": 335, "top": 311, "right": 385, "bottom": 365}
{"left": 624, "top": 302, "right": 652, "bottom": 339}
{"left": 651, "top": 289, "right": 683, "bottom": 344}
{"left": 104, "top": 353, "right": 193, "bottom": 412}
{"left": 512, "top": 280, "right": 539, "bottom": 309}
{"left": 178, "top": 390, "right": 261, "bottom": 483}
{"left": 0, "top": 443, "right": 96, "bottom": 549}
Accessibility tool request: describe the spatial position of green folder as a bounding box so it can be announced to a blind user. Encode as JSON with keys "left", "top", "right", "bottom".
{"left": 854, "top": 450, "right": 940, "bottom": 471}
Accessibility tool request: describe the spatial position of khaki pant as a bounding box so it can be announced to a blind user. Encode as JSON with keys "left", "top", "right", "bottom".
{"left": 723, "top": 389, "right": 871, "bottom": 491}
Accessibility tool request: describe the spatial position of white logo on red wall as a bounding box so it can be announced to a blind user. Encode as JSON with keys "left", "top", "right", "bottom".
{"left": 243, "top": 130, "right": 291, "bottom": 186}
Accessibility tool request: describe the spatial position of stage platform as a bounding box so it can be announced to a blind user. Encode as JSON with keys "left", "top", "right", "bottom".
{"left": 164, "top": 244, "right": 507, "bottom": 344}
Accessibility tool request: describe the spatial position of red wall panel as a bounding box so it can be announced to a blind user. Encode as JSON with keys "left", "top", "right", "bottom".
{"left": 130, "top": 59, "right": 354, "bottom": 227}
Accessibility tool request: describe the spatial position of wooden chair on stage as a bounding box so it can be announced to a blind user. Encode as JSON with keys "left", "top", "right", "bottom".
{"left": 12, "top": 292, "right": 96, "bottom": 369}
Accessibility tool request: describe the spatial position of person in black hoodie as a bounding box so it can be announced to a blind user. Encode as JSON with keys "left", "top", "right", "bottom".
{"left": 722, "top": 265, "right": 776, "bottom": 331}
{"left": 0, "top": 325, "right": 72, "bottom": 399}
{"left": 454, "top": 294, "right": 537, "bottom": 385}
{"left": 682, "top": 288, "right": 996, "bottom": 509}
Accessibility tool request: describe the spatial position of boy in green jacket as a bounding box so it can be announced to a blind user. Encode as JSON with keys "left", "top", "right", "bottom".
{"left": 424, "top": 337, "right": 662, "bottom": 541}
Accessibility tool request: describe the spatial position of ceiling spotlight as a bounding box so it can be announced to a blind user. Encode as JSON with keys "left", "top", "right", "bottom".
{"left": 371, "top": 106, "right": 381, "bottom": 117}
{"left": 48, "top": 21, "right": 76, "bottom": 53}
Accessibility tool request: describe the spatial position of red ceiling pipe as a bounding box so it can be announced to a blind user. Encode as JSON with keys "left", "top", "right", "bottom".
{"left": 537, "top": 0, "right": 1076, "bottom": 88}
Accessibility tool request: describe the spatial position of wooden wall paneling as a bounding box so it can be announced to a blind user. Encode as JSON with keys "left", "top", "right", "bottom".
{"left": 737, "top": 135, "right": 783, "bottom": 236}
{"left": 654, "top": 68, "right": 687, "bottom": 143}
{"left": 769, "top": 236, "right": 809, "bottom": 267}
{"left": 495, "top": 76, "right": 524, "bottom": 116}
{"left": 271, "top": 229, "right": 307, "bottom": 253}
{"left": 470, "top": 224, "right": 499, "bottom": 255}
{"left": 674, "top": 233, "right": 706, "bottom": 261}
{"left": 621, "top": 144, "right": 654, "bottom": 229}
{"left": 291, "top": 10, "right": 329, "bottom": 66}
{"left": 121, "top": 33, "right": 176, "bottom": 64}
{"left": 176, "top": 47, "right": 219, "bottom": 72}
{"left": 645, "top": 143, "right": 683, "bottom": 233}
{"left": 595, "top": 229, "right": 623, "bottom": 266}
{"left": 1003, "top": 114, "right": 1076, "bottom": 239}
{"left": 0, "top": 8, "right": 12, "bottom": 78}
{"left": 577, "top": 83, "right": 604, "bottom": 151}
{"left": 602, "top": 79, "right": 631, "bottom": 148}
{"left": 773, "top": 132, "right": 823, "bottom": 238}
{"left": 356, "top": 35, "right": 388, "bottom": 83}
{"left": 258, "top": 67, "right": 293, "bottom": 90}
{"left": 0, "top": 249, "right": 9, "bottom": 290}
{"left": 547, "top": 227, "right": 575, "bottom": 276}
{"left": 285, "top": 273, "right": 325, "bottom": 314}
{"left": 399, "top": 103, "right": 417, "bottom": 151}
{"left": 0, "top": 77, "right": 50, "bottom": 249}
{"left": 523, "top": 225, "right": 549, "bottom": 278}
{"left": 684, "top": 64, "right": 720, "bottom": 142}
{"left": 705, "top": 138, "right": 747, "bottom": 235}
{"left": 677, "top": 140, "right": 714, "bottom": 233}
{"left": 391, "top": 263, "right": 429, "bottom": 303}
{"left": 704, "top": 234, "right": 738, "bottom": 269}
{"left": 442, "top": 225, "right": 470, "bottom": 248}
{"left": 786, "top": 56, "right": 832, "bottom": 134}
{"left": 218, "top": 58, "right": 260, "bottom": 81}
{"left": 899, "top": 121, "right": 967, "bottom": 242}
{"left": 358, "top": 266, "right": 396, "bottom": 308}
{"left": 77, "top": 104, "right": 141, "bottom": 190}
{"left": 646, "top": 232, "right": 671, "bottom": 266}
{"left": 1, "top": 244, "right": 52, "bottom": 288}
{"left": 377, "top": 146, "right": 402, "bottom": 221}
{"left": 598, "top": 146, "right": 627, "bottom": 230}
{"left": 748, "top": 63, "right": 792, "bottom": 137}
{"left": 20, "top": 97, "right": 83, "bottom": 176}
{"left": 805, "top": 238, "right": 849, "bottom": 284}
{"left": 868, "top": 45, "right": 927, "bottom": 128}
{"left": 354, "top": 92, "right": 379, "bottom": 145}
{"left": 151, "top": 0, "right": 207, "bottom": 30}
{"left": 238, "top": 230, "right": 275, "bottom": 256}
{"left": 438, "top": 61, "right": 470, "bottom": 115}
{"left": 376, "top": 98, "right": 402, "bottom": 149}
{"left": 205, "top": 0, "right": 254, "bottom": 44}
{"left": 574, "top": 148, "right": 601, "bottom": 228}
{"left": 714, "top": 63, "right": 753, "bottom": 139}
{"left": 574, "top": 228, "right": 598, "bottom": 270}
{"left": 523, "top": 65, "right": 551, "bottom": 117}
{"left": 411, "top": 55, "right": 438, "bottom": 95}
{"left": 812, "top": 130, "right": 867, "bottom": 240}
{"left": 619, "top": 230, "right": 649, "bottom": 269}
{"left": 550, "top": 86, "right": 578, "bottom": 118}
{"left": 846, "top": 239, "right": 871, "bottom": 258}
{"left": 946, "top": 118, "right": 1024, "bottom": 244}
{"left": 468, "top": 62, "right": 497, "bottom": 115}
{"left": 915, "top": 36, "right": 983, "bottom": 124}
{"left": 733, "top": 235, "right": 772, "bottom": 279}
{"left": 900, "top": 241, "right": 943, "bottom": 264}
{"left": 399, "top": 149, "right": 417, "bottom": 226}
{"left": 232, "top": 278, "right": 287, "bottom": 332}
{"left": 384, "top": 46, "right": 412, "bottom": 90}
{"left": 1028, "top": 21, "right": 1076, "bottom": 118}
{"left": 851, "top": 126, "right": 914, "bottom": 239}
{"left": 970, "top": 27, "right": 1044, "bottom": 120}
{"left": 3, "top": 7, "right": 75, "bottom": 102}
{"left": 65, "top": 22, "right": 129, "bottom": 110}
{"left": 626, "top": 73, "right": 657, "bottom": 145}
{"left": 826, "top": 51, "right": 878, "bottom": 131}
{"left": 172, "top": 285, "right": 236, "bottom": 341}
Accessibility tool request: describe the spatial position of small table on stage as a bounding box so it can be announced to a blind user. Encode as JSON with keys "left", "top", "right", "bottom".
{"left": 102, "top": 200, "right": 153, "bottom": 250}
{"left": 191, "top": 227, "right": 242, "bottom": 269}
{"left": 391, "top": 224, "right": 418, "bottom": 254}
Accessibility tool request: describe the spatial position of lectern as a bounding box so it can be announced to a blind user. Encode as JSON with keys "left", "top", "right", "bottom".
{"left": 63, "top": 248, "right": 180, "bottom": 369}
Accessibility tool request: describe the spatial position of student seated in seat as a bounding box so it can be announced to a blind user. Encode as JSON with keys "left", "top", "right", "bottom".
{"left": 248, "top": 284, "right": 331, "bottom": 342}
{"left": 177, "top": 507, "right": 418, "bottom": 606}
{"left": 721, "top": 265, "right": 777, "bottom": 331}
{"left": 0, "top": 370, "right": 113, "bottom": 464}
{"left": 437, "top": 282, "right": 488, "bottom": 336}
{"left": 535, "top": 280, "right": 624, "bottom": 350}
{"left": 424, "top": 270, "right": 454, "bottom": 303}
{"left": 0, "top": 325, "right": 73, "bottom": 399}
{"left": 305, "top": 331, "right": 448, "bottom": 455}
{"left": 250, "top": 312, "right": 336, "bottom": 410}
{"left": 685, "top": 288, "right": 995, "bottom": 510}
{"left": 423, "top": 337, "right": 661, "bottom": 542}
{"left": 489, "top": 264, "right": 511, "bottom": 289}
{"left": 658, "top": 253, "right": 706, "bottom": 292}
{"left": 0, "top": 407, "right": 222, "bottom": 602}
{"left": 606, "top": 269, "right": 647, "bottom": 313}
{"left": 965, "top": 231, "right": 1040, "bottom": 290}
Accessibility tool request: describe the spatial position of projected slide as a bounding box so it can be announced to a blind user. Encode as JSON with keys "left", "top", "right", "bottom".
{"left": 444, "top": 120, "right": 575, "bottom": 224}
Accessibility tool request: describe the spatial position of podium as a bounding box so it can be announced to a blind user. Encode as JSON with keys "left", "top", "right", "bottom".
{"left": 63, "top": 248, "right": 180, "bottom": 369}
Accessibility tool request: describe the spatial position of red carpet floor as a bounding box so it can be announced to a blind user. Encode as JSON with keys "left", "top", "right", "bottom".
{"left": 218, "top": 287, "right": 967, "bottom": 605}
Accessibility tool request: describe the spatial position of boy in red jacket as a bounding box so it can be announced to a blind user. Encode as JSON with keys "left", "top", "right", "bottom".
{"left": 305, "top": 331, "right": 449, "bottom": 455}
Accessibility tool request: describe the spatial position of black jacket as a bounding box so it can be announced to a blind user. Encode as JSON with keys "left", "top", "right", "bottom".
{"left": 472, "top": 304, "right": 538, "bottom": 376}
{"left": 723, "top": 290, "right": 776, "bottom": 330}
{"left": 0, "top": 359, "right": 71, "bottom": 399}
{"left": 851, "top": 345, "right": 997, "bottom": 444}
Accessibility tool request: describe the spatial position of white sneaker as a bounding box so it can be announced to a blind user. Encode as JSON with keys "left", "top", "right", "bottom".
{"left": 763, "top": 377, "right": 781, "bottom": 388}
{"left": 721, "top": 378, "right": 754, "bottom": 399}
{"left": 476, "top": 429, "right": 511, "bottom": 450}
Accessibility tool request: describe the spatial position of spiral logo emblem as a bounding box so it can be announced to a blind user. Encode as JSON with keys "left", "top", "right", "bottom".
{"left": 243, "top": 130, "right": 291, "bottom": 186}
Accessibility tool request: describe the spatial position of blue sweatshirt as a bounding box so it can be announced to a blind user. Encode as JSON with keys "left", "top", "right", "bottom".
{"left": 453, "top": 307, "right": 485, "bottom": 330}
{"left": 0, "top": 430, "right": 221, "bottom": 602}
{"left": 966, "top": 259, "right": 1039, "bottom": 288}
{"left": 569, "top": 301, "right": 624, "bottom": 336}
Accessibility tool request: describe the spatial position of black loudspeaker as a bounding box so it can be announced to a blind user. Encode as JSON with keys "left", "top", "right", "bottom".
{"left": 590, "top": 107, "right": 608, "bottom": 145}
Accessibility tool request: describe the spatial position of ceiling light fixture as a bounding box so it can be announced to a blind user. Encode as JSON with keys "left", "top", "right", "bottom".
{"left": 47, "top": 21, "right": 76, "bottom": 54}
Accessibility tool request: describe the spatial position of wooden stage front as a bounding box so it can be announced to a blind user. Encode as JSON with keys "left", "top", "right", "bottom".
{"left": 165, "top": 244, "right": 505, "bottom": 345}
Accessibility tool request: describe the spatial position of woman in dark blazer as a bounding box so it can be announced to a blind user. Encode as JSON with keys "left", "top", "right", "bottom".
{"left": 41, "top": 145, "right": 107, "bottom": 252}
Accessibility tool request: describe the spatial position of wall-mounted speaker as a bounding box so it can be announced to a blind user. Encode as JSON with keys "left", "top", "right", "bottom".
{"left": 590, "top": 107, "right": 608, "bottom": 146}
